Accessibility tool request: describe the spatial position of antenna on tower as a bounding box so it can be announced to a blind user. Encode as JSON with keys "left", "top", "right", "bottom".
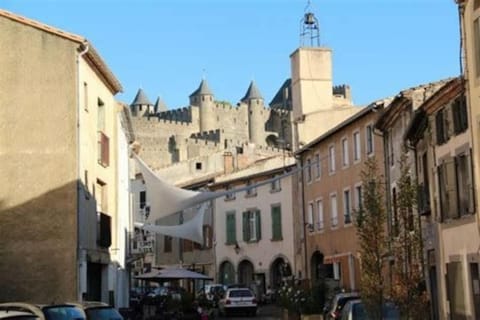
{"left": 300, "top": 0, "right": 320, "bottom": 47}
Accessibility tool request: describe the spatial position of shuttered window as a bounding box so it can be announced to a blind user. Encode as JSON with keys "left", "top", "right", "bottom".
{"left": 243, "top": 210, "right": 261, "bottom": 242}
{"left": 226, "top": 211, "right": 236, "bottom": 245}
{"left": 456, "top": 151, "right": 475, "bottom": 216}
{"left": 271, "top": 205, "right": 282, "bottom": 241}
{"left": 439, "top": 158, "right": 458, "bottom": 221}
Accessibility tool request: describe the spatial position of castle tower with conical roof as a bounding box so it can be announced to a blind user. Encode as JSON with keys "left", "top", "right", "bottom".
{"left": 241, "top": 80, "right": 265, "bottom": 145}
{"left": 189, "top": 79, "right": 215, "bottom": 132}
{"left": 131, "top": 88, "right": 154, "bottom": 117}
{"left": 154, "top": 96, "right": 167, "bottom": 113}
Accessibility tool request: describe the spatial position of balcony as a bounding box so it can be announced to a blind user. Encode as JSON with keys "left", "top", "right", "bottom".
{"left": 97, "top": 131, "right": 110, "bottom": 167}
{"left": 417, "top": 184, "right": 431, "bottom": 216}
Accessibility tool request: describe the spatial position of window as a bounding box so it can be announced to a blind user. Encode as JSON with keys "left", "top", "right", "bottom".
{"left": 203, "top": 225, "right": 213, "bottom": 249}
{"left": 438, "top": 158, "right": 458, "bottom": 221}
{"left": 97, "top": 131, "right": 110, "bottom": 167}
{"left": 306, "top": 159, "right": 312, "bottom": 182}
{"left": 164, "top": 236, "right": 172, "bottom": 253}
{"left": 366, "top": 124, "right": 374, "bottom": 155}
{"left": 96, "top": 179, "right": 108, "bottom": 213}
{"left": 435, "top": 108, "right": 450, "bottom": 145}
{"left": 355, "top": 185, "right": 362, "bottom": 211}
{"left": 316, "top": 200, "right": 324, "bottom": 230}
{"left": 140, "top": 191, "right": 146, "bottom": 209}
{"left": 330, "top": 194, "right": 338, "bottom": 227}
{"left": 271, "top": 205, "right": 282, "bottom": 240}
{"left": 456, "top": 152, "right": 475, "bottom": 217}
{"left": 84, "top": 82, "right": 88, "bottom": 111}
{"left": 342, "top": 138, "right": 349, "bottom": 167}
{"left": 226, "top": 211, "right": 236, "bottom": 245}
{"left": 315, "top": 154, "right": 321, "bottom": 179}
{"left": 97, "top": 212, "right": 111, "bottom": 248}
{"left": 271, "top": 176, "right": 281, "bottom": 192}
{"left": 307, "top": 203, "right": 314, "bottom": 232}
{"left": 329, "top": 145, "right": 336, "bottom": 173}
{"left": 475, "top": 17, "right": 480, "bottom": 77}
{"left": 344, "top": 189, "right": 351, "bottom": 224}
{"left": 452, "top": 95, "right": 468, "bottom": 134}
{"left": 196, "top": 162, "right": 202, "bottom": 170}
{"left": 243, "top": 209, "right": 261, "bottom": 242}
{"left": 353, "top": 131, "right": 361, "bottom": 161}
{"left": 97, "top": 98, "right": 105, "bottom": 132}
{"left": 245, "top": 180, "right": 257, "bottom": 197}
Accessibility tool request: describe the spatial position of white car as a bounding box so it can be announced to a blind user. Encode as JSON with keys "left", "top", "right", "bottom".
{"left": 218, "top": 288, "right": 257, "bottom": 317}
{"left": 0, "top": 310, "right": 39, "bottom": 320}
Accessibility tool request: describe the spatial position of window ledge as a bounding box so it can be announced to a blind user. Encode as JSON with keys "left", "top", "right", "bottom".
{"left": 270, "top": 188, "right": 282, "bottom": 193}
{"left": 270, "top": 238, "right": 283, "bottom": 242}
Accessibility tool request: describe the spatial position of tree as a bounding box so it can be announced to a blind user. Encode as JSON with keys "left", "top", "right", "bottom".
{"left": 355, "top": 156, "right": 388, "bottom": 320}
{"left": 390, "top": 150, "right": 429, "bottom": 319}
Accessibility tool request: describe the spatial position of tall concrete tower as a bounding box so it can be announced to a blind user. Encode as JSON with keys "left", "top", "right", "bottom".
{"left": 131, "top": 88, "right": 154, "bottom": 117}
{"left": 290, "top": 9, "right": 357, "bottom": 150}
{"left": 241, "top": 80, "right": 264, "bottom": 146}
{"left": 189, "top": 79, "right": 215, "bottom": 132}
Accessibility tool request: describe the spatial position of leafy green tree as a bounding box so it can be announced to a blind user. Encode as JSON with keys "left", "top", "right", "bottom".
{"left": 355, "top": 156, "right": 388, "bottom": 320}
{"left": 390, "top": 150, "right": 429, "bottom": 319}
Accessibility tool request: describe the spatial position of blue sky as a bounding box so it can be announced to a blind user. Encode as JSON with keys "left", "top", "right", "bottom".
{"left": 2, "top": 0, "right": 460, "bottom": 109}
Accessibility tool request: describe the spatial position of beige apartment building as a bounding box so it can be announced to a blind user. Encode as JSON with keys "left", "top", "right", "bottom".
{"left": 209, "top": 156, "right": 296, "bottom": 298}
{"left": 406, "top": 77, "right": 479, "bottom": 320}
{"left": 295, "top": 102, "right": 385, "bottom": 291}
{"left": 0, "top": 10, "right": 124, "bottom": 303}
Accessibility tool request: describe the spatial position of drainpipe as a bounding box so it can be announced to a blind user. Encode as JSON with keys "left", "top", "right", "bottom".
{"left": 77, "top": 42, "right": 89, "bottom": 301}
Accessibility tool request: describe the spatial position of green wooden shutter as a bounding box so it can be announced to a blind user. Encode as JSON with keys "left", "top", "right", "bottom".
{"left": 255, "top": 210, "right": 261, "bottom": 241}
{"left": 243, "top": 211, "right": 249, "bottom": 241}
{"left": 226, "top": 212, "right": 236, "bottom": 245}
{"left": 446, "top": 158, "right": 458, "bottom": 219}
{"left": 467, "top": 150, "right": 475, "bottom": 214}
{"left": 271, "top": 205, "right": 282, "bottom": 240}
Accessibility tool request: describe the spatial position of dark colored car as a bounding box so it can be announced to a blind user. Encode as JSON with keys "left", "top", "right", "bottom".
{"left": 325, "top": 292, "right": 361, "bottom": 319}
{"left": 0, "top": 303, "right": 86, "bottom": 320}
{"left": 69, "top": 302, "right": 123, "bottom": 320}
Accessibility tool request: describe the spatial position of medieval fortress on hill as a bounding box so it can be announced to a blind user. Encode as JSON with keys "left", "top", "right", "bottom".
{"left": 129, "top": 49, "right": 362, "bottom": 185}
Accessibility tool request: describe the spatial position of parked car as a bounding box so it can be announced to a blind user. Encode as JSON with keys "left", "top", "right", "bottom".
{"left": 69, "top": 302, "right": 123, "bottom": 320}
{"left": 218, "top": 288, "right": 257, "bottom": 317}
{"left": 325, "top": 292, "right": 360, "bottom": 319}
{"left": 0, "top": 310, "right": 40, "bottom": 320}
{"left": 197, "top": 284, "right": 227, "bottom": 302}
{"left": 340, "top": 299, "right": 400, "bottom": 320}
{"left": 0, "top": 303, "right": 86, "bottom": 320}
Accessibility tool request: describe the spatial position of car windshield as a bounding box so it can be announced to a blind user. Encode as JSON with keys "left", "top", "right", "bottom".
{"left": 336, "top": 296, "right": 358, "bottom": 311}
{"left": 229, "top": 290, "right": 253, "bottom": 298}
{"left": 43, "top": 306, "right": 85, "bottom": 320}
{"left": 352, "top": 303, "right": 368, "bottom": 320}
{"left": 85, "top": 308, "right": 123, "bottom": 320}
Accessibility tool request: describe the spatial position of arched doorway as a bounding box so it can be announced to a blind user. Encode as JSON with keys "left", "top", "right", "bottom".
{"left": 311, "top": 251, "right": 327, "bottom": 284}
{"left": 219, "top": 261, "right": 235, "bottom": 285}
{"left": 238, "top": 260, "right": 254, "bottom": 286}
{"left": 270, "top": 257, "right": 292, "bottom": 289}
